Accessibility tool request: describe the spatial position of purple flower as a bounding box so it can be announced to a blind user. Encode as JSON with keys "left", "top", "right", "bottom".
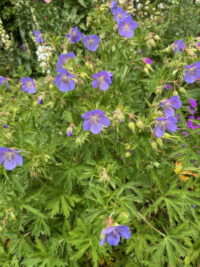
{"left": 82, "top": 109, "right": 110, "bottom": 134}
{"left": 54, "top": 68, "right": 76, "bottom": 92}
{"left": 0, "top": 147, "right": 23, "bottom": 170}
{"left": 67, "top": 127, "right": 72, "bottom": 137}
{"left": 92, "top": 70, "right": 112, "bottom": 91}
{"left": 3, "top": 124, "right": 8, "bottom": 129}
{"left": 99, "top": 225, "right": 131, "bottom": 246}
{"left": 192, "top": 205, "right": 197, "bottom": 208}
{"left": 82, "top": 35, "right": 100, "bottom": 52}
{"left": 165, "top": 84, "right": 171, "bottom": 90}
{"left": 160, "top": 95, "right": 182, "bottom": 117}
{"left": 118, "top": 16, "right": 138, "bottom": 38}
{"left": 137, "top": 49, "right": 142, "bottom": 54}
{"left": 187, "top": 106, "right": 195, "bottom": 114}
{"left": 20, "top": 44, "right": 25, "bottom": 51}
{"left": 189, "top": 99, "right": 197, "bottom": 108}
{"left": 66, "top": 27, "right": 82, "bottom": 43}
{"left": 145, "top": 58, "right": 152, "bottom": 64}
{"left": 181, "top": 132, "right": 189, "bottom": 137}
{"left": 56, "top": 52, "right": 75, "bottom": 68}
{"left": 20, "top": 77, "right": 36, "bottom": 94}
{"left": 174, "top": 39, "right": 185, "bottom": 54}
{"left": 34, "top": 30, "right": 43, "bottom": 44}
{"left": 187, "top": 119, "right": 194, "bottom": 129}
{"left": 154, "top": 117, "right": 178, "bottom": 138}
{"left": 0, "top": 76, "right": 9, "bottom": 89}
{"left": 113, "top": 7, "right": 127, "bottom": 23}
{"left": 38, "top": 98, "right": 43, "bottom": 104}
{"left": 110, "top": 0, "right": 118, "bottom": 14}
{"left": 176, "top": 113, "right": 181, "bottom": 120}
{"left": 184, "top": 62, "right": 200, "bottom": 84}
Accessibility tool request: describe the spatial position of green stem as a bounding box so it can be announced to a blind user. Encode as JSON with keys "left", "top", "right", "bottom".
{"left": 137, "top": 211, "right": 166, "bottom": 237}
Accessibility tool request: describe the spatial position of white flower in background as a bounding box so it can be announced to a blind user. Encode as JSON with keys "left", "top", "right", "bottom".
{"left": 137, "top": 3, "right": 143, "bottom": 10}
{"left": 36, "top": 45, "right": 52, "bottom": 73}
{"left": 158, "top": 3, "right": 165, "bottom": 9}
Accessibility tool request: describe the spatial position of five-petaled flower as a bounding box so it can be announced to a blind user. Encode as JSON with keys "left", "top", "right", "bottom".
{"left": 66, "top": 27, "right": 82, "bottom": 44}
{"left": 99, "top": 225, "right": 131, "bottom": 246}
{"left": 160, "top": 95, "right": 182, "bottom": 117}
{"left": 54, "top": 68, "right": 76, "bottom": 92}
{"left": 113, "top": 7, "right": 127, "bottom": 23}
{"left": 118, "top": 16, "right": 138, "bottom": 38}
{"left": 165, "top": 84, "right": 171, "bottom": 90}
{"left": 184, "top": 62, "right": 200, "bottom": 84}
{"left": 154, "top": 117, "right": 178, "bottom": 138}
{"left": 20, "top": 77, "right": 36, "bottom": 94}
{"left": 82, "top": 35, "right": 100, "bottom": 52}
{"left": 34, "top": 30, "right": 44, "bottom": 44}
{"left": 82, "top": 109, "right": 110, "bottom": 134}
{"left": 189, "top": 99, "right": 197, "bottom": 108}
{"left": 145, "top": 58, "right": 152, "bottom": 64}
{"left": 0, "top": 147, "right": 23, "bottom": 170}
{"left": 174, "top": 39, "right": 185, "bottom": 54}
{"left": 56, "top": 52, "right": 75, "bottom": 68}
{"left": 0, "top": 76, "right": 9, "bottom": 89}
{"left": 110, "top": 0, "right": 118, "bottom": 14}
{"left": 92, "top": 70, "right": 113, "bottom": 91}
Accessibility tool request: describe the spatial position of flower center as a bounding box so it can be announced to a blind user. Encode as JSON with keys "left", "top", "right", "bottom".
{"left": 87, "top": 38, "right": 94, "bottom": 46}
{"left": 116, "top": 13, "right": 123, "bottom": 20}
{"left": 159, "top": 121, "right": 167, "bottom": 130}
{"left": 113, "top": 230, "right": 118, "bottom": 238}
{"left": 72, "top": 31, "right": 78, "bottom": 38}
{"left": 5, "top": 152, "right": 14, "bottom": 161}
{"left": 27, "top": 81, "right": 33, "bottom": 88}
{"left": 123, "top": 23, "right": 130, "bottom": 32}
{"left": 91, "top": 115, "right": 99, "bottom": 124}
{"left": 98, "top": 76, "right": 105, "bottom": 85}
{"left": 189, "top": 66, "right": 196, "bottom": 75}
{"left": 61, "top": 75, "right": 70, "bottom": 83}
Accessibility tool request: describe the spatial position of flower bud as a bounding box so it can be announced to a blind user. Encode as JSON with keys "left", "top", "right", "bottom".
{"left": 154, "top": 35, "right": 160, "bottom": 41}
{"left": 173, "top": 91, "right": 178, "bottom": 96}
{"left": 179, "top": 87, "right": 186, "bottom": 94}
{"left": 125, "top": 151, "right": 132, "bottom": 157}
{"left": 151, "top": 141, "right": 157, "bottom": 150}
{"left": 125, "top": 144, "right": 131, "bottom": 150}
{"left": 128, "top": 122, "right": 135, "bottom": 131}
{"left": 156, "top": 138, "right": 163, "bottom": 147}
{"left": 136, "top": 120, "right": 144, "bottom": 129}
{"left": 144, "top": 67, "right": 149, "bottom": 75}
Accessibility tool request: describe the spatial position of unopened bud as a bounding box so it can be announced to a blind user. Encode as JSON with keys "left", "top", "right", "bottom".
{"left": 179, "top": 87, "right": 186, "bottom": 94}
{"left": 136, "top": 120, "right": 144, "bottom": 130}
{"left": 144, "top": 67, "right": 149, "bottom": 75}
{"left": 125, "top": 151, "right": 131, "bottom": 158}
{"left": 148, "top": 39, "right": 156, "bottom": 47}
{"left": 154, "top": 35, "right": 160, "bottom": 41}
{"left": 173, "top": 91, "right": 178, "bottom": 96}
{"left": 125, "top": 144, "right": 131, "bottom": 150}
{"left": 128, "top": 122, "right": 135, "bottom": 131}
{"left": 151, "top": 141, "right": 157, "bottom": 150}
{"left": 156, "top": 138, "right": 163, "bottom": 147}
{"left": 156, "top": 86, "right": 162, "bottom": 95}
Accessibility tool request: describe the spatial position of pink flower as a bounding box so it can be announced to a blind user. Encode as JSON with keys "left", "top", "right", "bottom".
{"left": 44, "top": 0, "right": 51, "bottom": 3}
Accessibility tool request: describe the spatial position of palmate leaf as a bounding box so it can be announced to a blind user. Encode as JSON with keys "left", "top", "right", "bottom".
{"left": 150, "top": 236, "right": 185, "bottom": 267}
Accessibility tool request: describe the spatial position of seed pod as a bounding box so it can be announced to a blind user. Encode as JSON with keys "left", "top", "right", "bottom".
{"left": 136, "top": 120, "right": 144, "bottom": 130}
{"left": 128, "top": 122, "right": 135, "bottom": 131}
